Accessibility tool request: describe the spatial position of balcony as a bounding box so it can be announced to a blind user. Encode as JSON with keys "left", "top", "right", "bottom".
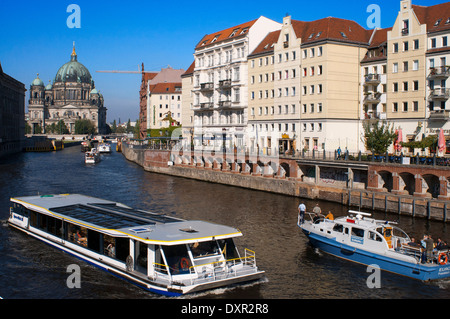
{"left": 364, "top": 74, "right": 381, "bottom": 85}
{"left": 200, "top": 102, "right": 214, "bottom": 109}
{"left": 363, "top": 92, "right": 382, "bottom": 104}
{"left": 200, "top": 82, "right": 214, "bottom": 92}
{"left": 218, "top": 79, "right": 232, "bottom": 89}
{"left": 401, "top": 28, "right": 409, "bottom": 36}
{"left": 218, "top": 100, "right": 232, "bottom": 109}
{"left": 428, "top": 66, "right": 450, "bottom": 79}
{"left": 429, "top": 88, "right": 450, "bottom": 100}
{"left": 429, "top": 109, "right": 450, "bottom": 121}
{"left": 364, "top": 111, "right": 387, "bottom": 120}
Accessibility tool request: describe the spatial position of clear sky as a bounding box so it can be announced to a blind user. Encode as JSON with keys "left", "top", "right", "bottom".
{"left": 0, "top": 0, "right": 444, "bottom": 123}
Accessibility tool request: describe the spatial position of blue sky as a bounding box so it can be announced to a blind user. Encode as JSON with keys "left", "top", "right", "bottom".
{"left": 0, "top": 0, "right": 444, "bottom": 123}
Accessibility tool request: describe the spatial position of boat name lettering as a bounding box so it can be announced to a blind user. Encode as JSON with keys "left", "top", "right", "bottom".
{"left": 13, "top": 214, "right": 23, "bottom": 221}
{"left": 438, "top": 266, "right": 450, "bottom": 275}
{"left": 351, "top": 236, "right": 364, "bottom": 245}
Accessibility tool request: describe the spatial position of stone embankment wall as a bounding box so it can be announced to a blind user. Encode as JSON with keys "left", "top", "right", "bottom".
{"left": 122, "top": 144, "right": 449, "bottom": 222}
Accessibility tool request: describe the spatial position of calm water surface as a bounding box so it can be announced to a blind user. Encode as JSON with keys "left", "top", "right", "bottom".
{"left": 1, "top": 145, "right": 450, "bottom": 299}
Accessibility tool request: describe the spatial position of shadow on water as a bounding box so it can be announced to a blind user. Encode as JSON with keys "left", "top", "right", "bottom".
{"left": 1, "top": 146, "right": 450, "bottom": 299}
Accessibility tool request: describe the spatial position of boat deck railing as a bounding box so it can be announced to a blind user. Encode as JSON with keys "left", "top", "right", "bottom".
{"left": 152, "top": 248, "right": 259, "bottom": 287}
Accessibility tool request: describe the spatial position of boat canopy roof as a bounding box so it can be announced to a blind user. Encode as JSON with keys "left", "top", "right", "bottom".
{"left": 11, "top": 194, "right": 242, "bottom": 245}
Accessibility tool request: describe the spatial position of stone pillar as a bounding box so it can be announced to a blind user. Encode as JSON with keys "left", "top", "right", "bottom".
{"left": 367, "top": 169, "right": 383, "bottom": 192}
{"left": 439, "top": 176, "right": 450, "bottom": 200}
{"left": 315, "top": 165, "right": 320, "bottom": 184}
{"left": 391, "top": 172, "right": 401, "bottom": 194}
{"left": 413, "top": 174, "right": 429, "bottom": 198}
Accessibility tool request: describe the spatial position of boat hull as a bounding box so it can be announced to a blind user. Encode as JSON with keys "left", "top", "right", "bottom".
{"left": 302, "top": 229, "right": 450, "bottom": 281}
{"left": 8, "top": 221, "right": 264, "bottom": 297}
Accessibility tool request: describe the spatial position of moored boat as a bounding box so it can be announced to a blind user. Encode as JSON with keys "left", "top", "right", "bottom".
{"left": 298, "top": 210, "right": 450, "bottom": 281}
{"left": 8, "top": 194, "right": 265, "bottom": 296}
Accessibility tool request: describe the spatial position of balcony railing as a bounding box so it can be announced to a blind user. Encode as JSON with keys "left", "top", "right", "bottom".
{"left": 364, "top": 92, "right": 382, "bottom": 104}
{"left": 428, "top": 66, "right": 450, "bottom": 78}
{"left": 200, "top": 82, "right": 214, "bottom": 91}
{"left": 402, "top": 28, "right": 409, "bottom": 36}
{"left": 429, "top": 88, "right": 450, "bottom": 100}
{"left": 364, "top": 74, "right": 381, "bottom": 84}
{"left": 200, "top": 102, "right": 214, "bottom": 109}
{"left": 429, "top": 109, "right": 450, "bottom": 121}
{"left": 218, "top": 100, "right": 232, "bottom": 108}
{"left": 218, "top": 79, "right": 232, "bottom": 89}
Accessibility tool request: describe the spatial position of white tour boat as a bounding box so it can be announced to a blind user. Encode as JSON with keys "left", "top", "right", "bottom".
{"left": 98, "top": 143, "right": 111, "bottom": 154}
{"left": 85, "top": 148, "right": 100, "bottom": 164}
{"left": 298, "top": 210, "right": 450, "bottom": 281}
{"left": 8, "top": 194, "right": 265, "bottom": 296}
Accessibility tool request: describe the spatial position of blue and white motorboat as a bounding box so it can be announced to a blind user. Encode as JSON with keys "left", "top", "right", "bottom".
{"left": 8, "top": 194, "right": 264, "bottom": 296}
{"left": 298, "top": 210, "right": 450, "bottom": 281}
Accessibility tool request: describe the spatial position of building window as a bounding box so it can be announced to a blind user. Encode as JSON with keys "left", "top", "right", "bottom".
{"left": 413, "top": 101, "right": 419, "bottom": 112}
{"left": 413, "top": 60, "right": 419, "bottom": 71}
{"left": 393, "top": 102, "right": 398, "bottom": 112}
{"left": 393, "top": 63, "right": 398, "bottom": 73}
{"left": 393, "top": 43, "right": 399, "bottom": 53}
{"left": 403, "top": 102, "right": 408, "bottom": 112}
{"left": 414, "top": 81, "right": 419, "bottom": 91}
{"left": 431, "top": 38, "right": 437, "bottom": 48}
{"left": 403, "top": 61, "right": 408, "bottom": 72}
{"left": 403, "top": 41, "right": 409, "bottom": 52}
{"left": 414, "top": 39, "right": 419, "bottom": 50}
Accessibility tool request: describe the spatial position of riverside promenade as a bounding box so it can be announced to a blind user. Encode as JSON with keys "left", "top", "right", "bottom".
{"left": 121, "top": 141, "right": 450, "bottom": 222}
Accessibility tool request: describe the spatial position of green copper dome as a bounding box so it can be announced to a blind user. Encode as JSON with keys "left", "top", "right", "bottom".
{"left": 31, "top": 74, "right": 45, "bottom": 87}
{"left": 54, "top": 46, "right": 92, "bottom": 84}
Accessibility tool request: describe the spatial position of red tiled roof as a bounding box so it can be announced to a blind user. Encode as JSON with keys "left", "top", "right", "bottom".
{"left": 142, "top": 72, "right": 158, "bottom": 82}
{"left": 249, "top": 30, "right": 281, "bottom": 57}
{"left": 369, "top": 27, "right": 391, "bottom": 48}
{"left": 195, "top": 19, "right": 258, "bottom": 49}
{"left": 149, "top": 82, "right": 182, "bottom": 94}
{"left": 291, "top": 17, "right": 372, "bottom": 45}
{"left": 181, "top": 61, "right": 195, "bottom": 77}
{"left": 413, "top": 3, "right": 450, "bottom": 33}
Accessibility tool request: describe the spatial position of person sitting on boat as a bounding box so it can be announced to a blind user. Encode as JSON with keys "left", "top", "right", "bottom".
{"left": 313, "top": 213, "right": 321, "bottom": 224}
{"left": 106, "top": 243, "right": 115, "bottom": 257}
{"left": 407, "top": 237, "right": 421, "bottom": 248}
{"left": 325, "top": 211, "right": 334, "bottom": 220}
{"left": 76, "top": 230, "right": 87, "bottom": 246}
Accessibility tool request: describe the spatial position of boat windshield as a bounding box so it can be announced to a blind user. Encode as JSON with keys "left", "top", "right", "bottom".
{"left": 190, "top": 241, "right": 221, "bottom": 258}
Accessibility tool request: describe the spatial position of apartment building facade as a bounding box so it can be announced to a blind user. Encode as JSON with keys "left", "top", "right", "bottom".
{"left": 190, "top": 16, "right": 281, "bottom": 150}
{"left": 178, "top": 0, "right": 450, "bottom": 154}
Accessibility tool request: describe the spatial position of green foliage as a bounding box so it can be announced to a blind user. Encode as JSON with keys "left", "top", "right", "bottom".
{"left": 400, "top": 135, "right": 437, "bottom": 150}
{"left": 147, "top": 125, "right": 181, "bottom": 139}
{"left": 363, "top": 120, "right": 397, "bottom": 154}
{"left": 74, "top": 119, "right": 96, "bottom": 135}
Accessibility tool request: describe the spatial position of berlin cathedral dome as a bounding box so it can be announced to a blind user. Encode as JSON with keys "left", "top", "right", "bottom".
{"left": 27, "top": 44, "right": 107, "bottom": 135}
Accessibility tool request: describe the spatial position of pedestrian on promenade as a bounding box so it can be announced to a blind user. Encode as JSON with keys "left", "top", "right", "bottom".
{"left": 298, "top": 202, "right": 306, "bottom": 225}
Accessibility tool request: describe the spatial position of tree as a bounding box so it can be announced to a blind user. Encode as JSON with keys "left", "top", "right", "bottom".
{"left": 133, "top": 119, "right": 140, "bottom": 139}
{"left": 75, "top": 119, "right": 96, "bottom": 135}
{"left": 111, "top": 120, "right": 117, "bottom": 133}
{"left": 362, "top": 120, "right": 397, "bottom": 154}
{"left": 55, "top": 120, "right": 69, "bottom": 134}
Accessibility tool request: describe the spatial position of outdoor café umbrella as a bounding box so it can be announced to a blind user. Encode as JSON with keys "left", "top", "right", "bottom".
{"left": 438, "top": 128, "right": 446, "bottom": 154}
{"left": 394, "top": 129, "right": 403, "bottom": 152}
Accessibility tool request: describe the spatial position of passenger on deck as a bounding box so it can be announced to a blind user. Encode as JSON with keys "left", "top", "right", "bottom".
{"left": 325, "top": 211, "right": 334, "bottom": 220}
{"left": 407, "top": 237, "right": 421, "bottom": 248}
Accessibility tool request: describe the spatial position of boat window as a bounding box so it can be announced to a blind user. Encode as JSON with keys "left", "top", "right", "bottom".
{"left": 218, "top": 238, "right": 239, "bottom": 260}
{"left": 103, "top": 235, "right": 116, "bottom": 258}
{"left": 190, "top": 241, "right": 220, "bottom": 258}
{"left": 38, "top": 214, "right": 48, "bottom": 231}
{"left": 368, "top": 231, "right": 382, "bottom": 242}
{"left": 351, "top": 227, "right": 364, "bottom": 237}
{"left": 67, "top": 224, "right": 88, "bottom": 247}
{"left": 332, "top": 224, "right": 344, "bottom": 233}
{"left": 162, "top": 244, "right": 191, "bottom": 274}
{"left": 87, "top": 229, "right": 101, "bottom": 253}
{"left": 115, "top": 237, "right": 129, "bottom": 262}
{"left": 29, "top": 210, "right": 38, "bottom": 227}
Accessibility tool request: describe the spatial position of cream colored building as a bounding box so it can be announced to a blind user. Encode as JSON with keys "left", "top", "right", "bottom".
{"left": 190, "top": 16, "right": 281, "bottom": 150}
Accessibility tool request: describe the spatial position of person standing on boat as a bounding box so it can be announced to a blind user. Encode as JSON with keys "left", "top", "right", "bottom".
{"left": 422, "top": 235, "right": 434, "bottom": 263}
{"left": 298, "top": 203, "right": 306, "bottom": 225}
{"left": 313, "top": 203, "right": 321, "bottom": 215}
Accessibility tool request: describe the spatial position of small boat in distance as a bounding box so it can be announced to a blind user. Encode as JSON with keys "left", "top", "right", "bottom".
{"left": 298, "top": 210, "right": 450, "bottom": 281}
{"left": 98, "top": 143, "right": 111, "bottom": 154}
{"left": 8, "top": 194, "right": 265, "bottom": 296}
{"left": 85, "top": 148, "right": 100, "bottom": 164}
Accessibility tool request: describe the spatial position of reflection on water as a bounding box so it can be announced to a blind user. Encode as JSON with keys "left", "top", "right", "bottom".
{"left": 1, "top": 146, "right": 450, "bottom": 299}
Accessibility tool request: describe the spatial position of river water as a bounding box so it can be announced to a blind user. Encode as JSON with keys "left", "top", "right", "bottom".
{"left": 1, "top": 145, "right": 450, "bottom": 300}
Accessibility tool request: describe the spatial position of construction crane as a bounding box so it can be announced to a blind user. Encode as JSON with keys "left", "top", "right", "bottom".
{"left": 96, "top": 63, "right": 167, "bottom": 74}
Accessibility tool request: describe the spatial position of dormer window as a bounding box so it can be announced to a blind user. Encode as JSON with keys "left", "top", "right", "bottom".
{"left": 308, "top": 33, "right": 315, "bottom": 39}
{"left": 435, "top": 19, "right": 442, "bottom": 26}
{"left": 240, "top": 27, "right": 249, "bottom": 35}
{"left": 211, "top": 35, "right": 219, "bottom": 43}
{"left": 201, "top": 40, "right": 207, "bottom": 46}
{"left": 230, "top": 28, "right": 239, "bottom": 37}
{"left": 446, "top": 17, "right": 450, "bottom": 24}
{"left": 315, "top": 32, "right": 322, "bottom": 38}
{"left": 340, "top": 32, "right": 348, "bottom": 39}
